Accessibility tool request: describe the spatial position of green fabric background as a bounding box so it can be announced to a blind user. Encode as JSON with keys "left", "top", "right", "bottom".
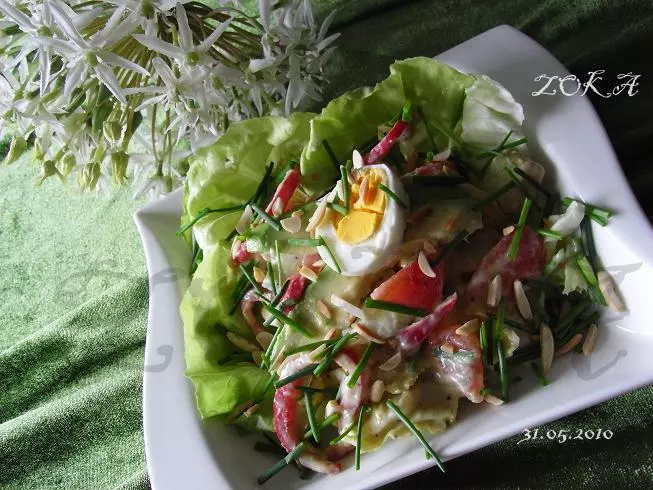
{"left": 1, "top": 0, "right": 652, "bottom": 488}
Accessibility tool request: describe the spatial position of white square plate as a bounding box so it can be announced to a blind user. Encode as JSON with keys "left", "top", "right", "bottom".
{"left": 135, "top": 25, "right": 653, "bottom": 490}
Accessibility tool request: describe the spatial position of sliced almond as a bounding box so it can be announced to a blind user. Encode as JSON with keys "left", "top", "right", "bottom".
{"left": 370, "top": 380, "right": 385, "bottom": 403}
{"left": 336, "top": 180, "right": 345, "bottom": 201}
{"left": 309, "top": 343, "right": 328, "bottom": 361}
{"left": 487, "top": 274, "right": 503, "bottom": 307}
{"left": 378, "top": 351, "right": 401, "bottom": 371}
{"left": 306, "top": 199, "right": 327, "bottom": 232}
{"left": 513, "top": 279, "right": 533, "bottom": 320}
{"left": 235, "top": 204, "right": 254, "bottom": 235}
{"left": 243, "top": 403, "right": 260, "bottom": 418}
{"left": 540, "top": 324, "right": 554, "bottom": 375}
{"left": 292, "top": 210, "right": 304, "bottom": 218}
{"left": 299, "top": 265, "right": 319, "bottom": 282}
{"left": 312, "top": 259, "right": 326, "bottom": 268}
{"left": 316, "top": 299, "right": 332, "bottom": 319}
{"left": 255, "top": 331, "right": 273, "bottom": 350}
{"left": 359, "top": 176, "right": 372, "bottom": 204}
{"left": 271, "top": 196, "right": 284, "bottom": 217}
{"left": 582, "top": 324, "right": 598, "bottom": 355}
{"left": 597, "top": 270, "right": 626, "bottom": 312}
{"left": 231, "top": 238, "right": 243, "bottom": 259}
{"left": 503, "top": 225, "right": 515, "bottom": 236}
{"left": 324, "top": 328, "right": 339, "bottom": 341}
{"left": 456, "top": 318, "right": 480, "bottom": 336}
{"left": 352, "top": 149, "right": 364, "bottom": 169}
{"left": 226, "top": 332, "right": 258, "bottom": 352}
{"left": 484, "top": 393, "right": 504, "bottom": 406}
{"left": 253, "top": 265, "right": 266, "bottom": 283}
{"left": 556, "top": 333, "right": 583, "bottom": 356}
{"left": 417, "top": 251, "right": 437, "bottom": 278}
{"left": 330, "top": 294, "right": 366, "bottom": 320}
{"left": 423, "top": 240, "right": 437, "bottom": 256}
{"left": 280, "top": 215, "right": 302, "bottom": 234}
{"left": 432, "top": 147, "right": 452, "bottom": 162}
{"left": 440, "top": 342, "right": 455, "bottom": 354}
{"left": 351, "top": 322, "right": 385, "bottom": 344}
{"left": 225, "top": 399, "right": 254, "bottom": 423}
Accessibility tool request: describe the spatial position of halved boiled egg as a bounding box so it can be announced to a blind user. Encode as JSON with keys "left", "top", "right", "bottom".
{"left": 315, "top": 163, "right": 408, "bottom": 276}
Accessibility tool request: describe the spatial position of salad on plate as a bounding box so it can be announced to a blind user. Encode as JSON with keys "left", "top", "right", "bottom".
{"left": 178, "top": 57, "right": 625, "bottom": 483}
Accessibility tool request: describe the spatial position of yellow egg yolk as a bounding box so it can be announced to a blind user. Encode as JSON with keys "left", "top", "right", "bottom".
{"left": 334, "top": 169, "right": 387, "bottom": 244}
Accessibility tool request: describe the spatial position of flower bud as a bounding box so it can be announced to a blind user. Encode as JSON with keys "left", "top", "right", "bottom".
{"left": 3, "top": 136, "right": 27, "bottom": 165}
{"left": 38, "top": 159, "right": 62, "bottom": 185}
{"left": 111, "top": 151, "right": 129, "bottom": 185}
{"left": 33, "top": 139, "right": 45, "bottom": 161}
{"left": 103, "top": 121, "right": 123, "bottom": 145}
{"left": 78, "top": 162, "right": 101, "bottom": 191}
{"left": 59, "top": 153, "right": 77, "bottom": 177}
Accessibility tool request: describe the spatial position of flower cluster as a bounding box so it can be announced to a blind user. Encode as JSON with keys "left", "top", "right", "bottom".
{"left": 0, "top": 0, "right": 338, "bottom": 198}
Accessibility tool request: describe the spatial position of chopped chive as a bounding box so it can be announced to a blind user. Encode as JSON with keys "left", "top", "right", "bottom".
{"left": 302, "top": 412, "right": 341, "bottom": 440}
{"left": 329, "top": 421, "right": 356, "bottom": 446}
{"left": 580, "top": 216, "right": 598, "bottom": 269}
{"left": 347, "top": 343, "right": 375, "bottom": 388}
{"left": 500, "top": 136, "right": 528, "bottom": 151}
{"left": 537, "top": 228, "right": 563, "bottom": 240}
{"left": 502, "top": 317, "right": 536, "bottom": 334}
{"left": 263, "top": 279, "right": 290, "bottom": 327}
{"left": 576, "top": 255, "right": 599, "bottom": 287}
{"left": 274, "top": 239, "right": 283, "bottom": 286}
{"left": 304, "top": 392, "right": 320, "bottom": 443}
{"left": 507, "top": 345, "right": 540, "bottom": 366}
{"left": 256, "top": 441, "right": 306, "bottom": 484}
{"left": 527, "top": 291, "right": 550, "bottom": 323}
{"left": 430, "top": 230, "right": 468, "bottom": 269}
{"left": 507, "top": 198, "right": 533, "bottom": 259}
{"left": 378, "top": 183, "right": 407, "bottom": 208}
{"left": 472, "top": 181, "right": 516, "bottom": 210}
{"left": 340, "top": 165, "right": 350, "bottom": 212}
{"left": 561, "top": 197, "right": 613, "bottom": 219}
{"left": 587, "top": 212, "right": 609, "bottom": 227}
{"left": 322, "top": 139, "right": 340, "bottom": 172}
{"left": 497, "top": 341, "right": 509, "bottom": 402}
{"left": 355, "top": 405, "right": 366, "bottom": 470}
{"left": 250, "top": 202, "right": 281, "bottom": 231}
{"left": 544, "top": 248, "right": 567, "bottom": 277}
{"left": 318, "top": 236, "right": 341, "bottom": 273}
{"left": 288, "top": 238, "right": 323, "bottom": 247}
{"left": 556, "top": 300, "right": 591, "bottom": 333}
{"left": 297, "top": 386, "right": 338, "bottom": 396}
{"left": 261, "top": 300, "right": 311, "bottom": 337}
{"left": 514, "top": 167, "right": 552, "bottom": 198}
{"left": 326, "top": 201, "right": 348, "bottom": 215}
{"left": 284, "top": 339, "right": 336, "bottom": 356}
{"left": 401, "top": 100, "right": 413, "bottom": 122}
{"left": 261, "top": 324, "right": 284, "bottom": 369}
{"left": 274, "top": 364, "right": 318, "bottom": 389}
{"left": 363, "top": 298, "right": 427, "bottom": 317}
{"left": 531, "top": 362, "right": 550, "bottom": 386}
{"left": 504, "top": 167, "right": 542, "bottom": 210}
{"left": 480, "top": 320, "right": 488, "bottom": 365}
{"left": 251, "top": 162, "right": 275, "bottom": 205}
{"left": 385, "top": 400, "right": 445, "bottom": 472}
{"left": 313, "top": 333, "right": 357, "bottom": 376}
{"left": 239, "top": 263, "right": 265, "bottom": 295}
{"left": 417, "top": 106, "right": 438, "bottom": 152}
{"left": 560, "top": 310, "right": 600, "bottom": 345}
{"left": 480, "top": 131, "right": 512, "bottom": 173}
{"left": 267, "top": 261, "right": 277, "bottom": 296}
{"left": 176, "top": 204, "right": 245, "bottom": 236}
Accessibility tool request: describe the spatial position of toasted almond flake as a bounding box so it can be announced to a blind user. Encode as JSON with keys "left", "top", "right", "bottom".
{"left": 252, "top": 350, "right": 264, "bottom": 366}
{"left": 270, "top": 196, "right": 284, "bottom": 217}
{"left": 513, "top": 279, "right": 533, "bottom": 320}
{"left": 378, "top": 351, "right": 401, "bottom": 371}
{"left": 306, "top": 199, "right": 328, "bottom": 232}
{"left": 423, "top": 240, "right": 437, "bottom": 256}
{"left": 556, "top": 333, "right": 583, "bottom": 356}
{"left": 253, "top": 265, "right": 266, "bottom": 283}
{"left": 487, "top": 275, "right": 503, "bottom": 307}
{"left": 330, "top": 295, "right": 366, "bottom": 320}
{"left": 316, "top": 299, "right": 332, "bottom": 319}
{"left": 312, "top": 259, "right": 326, "bottom": 268}
{"left": 456, "top": 318, "right": 480, "bottom": 336}
{"left": 227, "top": 332, "right": 259, "bottom": 353}
{"left": 540, "top": 324, "right": 554, "bottom": 375}
{"left": 280, "top": 215, "right": 302, "bottom": 234}
{"left": 351, "top": 322, "right": 385, "bottom": 344}
{"left": 336, "top": 180, "right": 345, "bottom": 201}
{"left": 255, "top": 331, "right": 273, "bottom": 350}
{"left": 299, "top": 265, "right": 319, "bottom": 282}
{"left": 418, "top": 251, "right": 437, "bottom": 278}
{"left": 309, "top": 343, "right": 328, "bottom": 361}
{"left": 432, "top": 147, "right": 452, "bottom": 162}
{"left": 597, "top": 270, "right": 626, "bottom": 312}
{"left": 360, "top": 176, "right": 372, "bottom": 204}
{"left": 484, "top": 394, "right": 505, "bottom": 406}
{"left": 352, "top": 149, "right": 364, "bottom": 169}
{"left": 225, "top": 399, "right": 254, "bottom": 423}
{"left": 235, "top": 204, "right": 254, "bottom": 235}
{"left": 503, "top": 225, "right": 515, "bottom": 236}
{"left": 582, "top": 324, "right": 598, "bottom": 355}
{"left": 442, "top": 165, "right": 460, "bottom": 177}
{"left": 324, "top": 328, "right": 338, "bottom": 341}
{"left": 244, "top": 403, "right": 260, "bottom": 418}
{"left": 370, "top": 380, "right": 385, "bottom": 403}
{"left": 292, "top": 210, "right": 304, "bottom": 218}
{"left": 440, "top": 342, "right": 456, "bottom": 354}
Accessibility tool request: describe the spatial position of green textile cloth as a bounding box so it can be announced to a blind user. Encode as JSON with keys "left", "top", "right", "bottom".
{"left": 1, "top": 1, "right": 652, "bottom": 488}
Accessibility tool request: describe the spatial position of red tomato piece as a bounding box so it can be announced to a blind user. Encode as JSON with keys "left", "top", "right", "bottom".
{"left": 363, "top": 119, "right": 410, "bottom": 165}
{"left": 266, "top": 167, "right": 301, "bottom": 215}
{"left": 396, "top": 293, "right": 458, "bottom": 355}
{"left": 370, "top": 260, "right": 444, "bottom": 311}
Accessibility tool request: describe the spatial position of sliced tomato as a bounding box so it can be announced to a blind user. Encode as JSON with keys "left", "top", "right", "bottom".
{"left": 428, "top": 324, "right": 484, "bottom": 403}
{"left": 370, "top": 260, "right": 444, "bottom": 311}
{"left": 396, "top": 293, "right": 458, "bottom": 355}
{"left": 467, "top": 226, "right": 546, "bottom": 304}
{"left": 266, "top": 167, "right": 301, "bottom": 215}
{"left": 364, "top": 119, "right": 410, "bottom": 165}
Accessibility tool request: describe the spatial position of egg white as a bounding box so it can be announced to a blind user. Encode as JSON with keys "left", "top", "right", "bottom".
{"left": 316, "top": 164, "right": 408, "bottom": 276}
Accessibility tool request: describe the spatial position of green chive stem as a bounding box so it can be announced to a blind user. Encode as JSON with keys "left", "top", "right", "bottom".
{"left": 363, "top": 298, "right": 426, "bottom": 317}
{"left": 284, "top": 339, "right": 336, "bottom": 356}
{"left": 507, "top": 198, "right": 533, "bottom": 259}
{"left": 347, "top": 343, "right": 375, "bottom": 388}
{"left": 472, "top": 182, "right": 516, "bottom": 210}
{"left": 329, "top": 420, "right": 356, "bottom": 446}
{"left": 340, "top": 165, "right": 350, "bottom": 212}
{"left": 379, "top": 183, "right": 407, "bottom": 208}
{"left": 176, "top": 204, "right": 245, "bottom": 236}
{"left": 256, "top": 442, "right": 306, "bottom": 484}
{"left": 239, "top": 263, "right": 265, "bottom": 295}
{"left": 250, "top": 202, "right": 281, "bottom": 231}
{"left": 355, "top": 405, "right": 366, "bottom": 470}
{"left": 537, "top": 228, "right": 563, "bottom": 240}
{"left": 274, "top": 364, "right": 318, "bottom": 389}
{"left": 322, "top": 139, "right": 340, "bottom": 172}
{"left": 288, "top": 238, "right": 323, "bottom": 247}
{"left": 319, "top": 236, "right": 341, "bottom": 273}
{"left": 326, "top": 202, "right": 348, "bottom": 215}
{"left": 304, "top": 392, "right": 320, "bottom": 443}
{"left": 313, "top": 333, "right": 357, "bottom": 376}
